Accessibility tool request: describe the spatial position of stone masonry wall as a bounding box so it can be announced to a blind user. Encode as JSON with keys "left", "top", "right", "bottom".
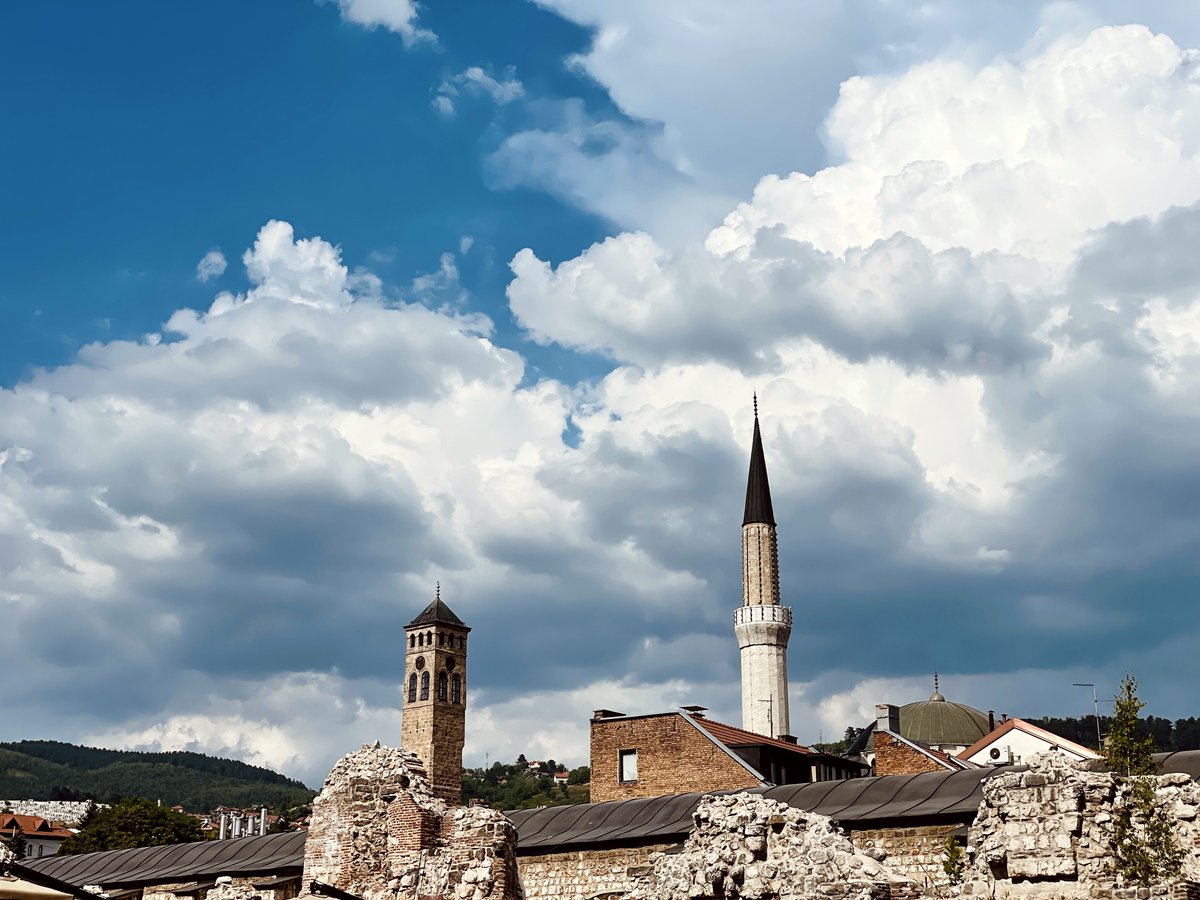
{"left": 517, "top": 844, "right": 673, "bottom": 900}
{"left": 849, "top": 824, "right": 962, "bottom": 888}
{"left": 302, "top": 743, "right": 521, "bottom": 900}
{"left": 624, "top": 792, "right": 913, "bottom": 900}
{"left": 963, "top": 753, "right": 1200, "bottom": 899}
{"left": 590, "top": 715, "right": 761, "bottom": 803}
{"left": 872, "top": 733, "right": 948, "bottom": 778}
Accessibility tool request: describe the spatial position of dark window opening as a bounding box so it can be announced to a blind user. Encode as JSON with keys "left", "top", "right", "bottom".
{"left": 420, "top": 671, "right": 430, "bottom": 700}
{"left": 407, "top": 673, "right": 417, "bottom": 703}
{"left": 451, "top": 674, "right": 462, "bottom": 704}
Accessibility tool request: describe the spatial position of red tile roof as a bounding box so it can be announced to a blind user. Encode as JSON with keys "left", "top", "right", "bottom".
{"left": 688, "top": 716, "right": 816, "bottom": 755}
{"left": 0, "top": 814, "right": 74, "bottom": 840}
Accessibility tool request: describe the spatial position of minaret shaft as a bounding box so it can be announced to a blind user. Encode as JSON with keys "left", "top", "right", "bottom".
{"left": 735, "top": 403, "right": 792, "bottom": 740}
{"left": 742, "top": 523, "right": 780, "bottom": 606}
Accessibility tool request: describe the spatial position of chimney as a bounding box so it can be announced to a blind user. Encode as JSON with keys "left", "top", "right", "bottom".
{"left": 988, "top": 710, "right": 996, "bottom": 731}
{"left": 592, "top": 709, "right": 625, "bottom": 720}
{"left": 680, "top": 705, "right": 708, "bottom": 718}
{"left": 260, "top": 807, "right": 267, "bottom": 837}
{"left": 875, "top": 704, "right": 900, "bottom": 735}
{"left": 778, "top": 734, "right": 798, "bottom": 745}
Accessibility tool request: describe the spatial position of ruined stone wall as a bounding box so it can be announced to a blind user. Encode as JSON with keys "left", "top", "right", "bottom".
{"left": 302, "top": 743, "right": 520, "bottom": 900}
{"left": 517, "top": 843, "right": 673, "bottom": 900}
{"left": 624, "top": 792, "right": 911, "bottom": 900}
{"left": 199, "top": 876, "right": 299, "bottom": 900}
{"left": 590, "top": 714, "right": 761, "bottom": 802}
{"left": 849, "top": 824, "right": 962, "bottom": 887}
{"left": 963, "top": 753, "right": 1200, "bottom": 899}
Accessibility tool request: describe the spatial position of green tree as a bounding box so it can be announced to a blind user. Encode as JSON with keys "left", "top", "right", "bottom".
{"left": 60, "top": 798, "right": 205, "bottom": 854}
{"left": 1105, "top": 674, "right": 1155, "bottom": 776}
{"left": 8, "top": 823, "right": 28, "bottom": 861}
{"left": 1103, "top": 674, "right": 1183, "bottom": 887}
{"left": 941, "top": 835, "right": 965, "bottom": 885}
{"left": 567, "top": 766, "right": 590, "bottom": 786}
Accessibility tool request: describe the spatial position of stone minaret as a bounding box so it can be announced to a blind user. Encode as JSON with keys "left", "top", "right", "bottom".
{"left": 734, "top": 398, "right": 792, "bottom": 738}
{"left": 402, "top": 584, "right": 470, "bottom": 804}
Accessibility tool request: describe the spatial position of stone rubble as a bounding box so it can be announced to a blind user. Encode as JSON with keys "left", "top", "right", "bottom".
{"left": 625, "top": 792, "right": 911, "bottom": 900}
{"left": 963, "top": 752, "right": 1200, "bottom": 899}
{"left": 298, "top": 743, "right": 521, "bottom": 900}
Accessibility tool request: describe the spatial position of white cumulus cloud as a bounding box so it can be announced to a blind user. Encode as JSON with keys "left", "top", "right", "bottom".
{"left": 195, "top": 249, "right": 227, "bottom": 283}
{"left": 333, "top": 0, "right": 433, "bottom": 46}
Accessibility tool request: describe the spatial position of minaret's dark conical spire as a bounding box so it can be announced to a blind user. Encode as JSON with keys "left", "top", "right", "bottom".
{"left": 743, "top": 394, "right": 776, "bottom": 526}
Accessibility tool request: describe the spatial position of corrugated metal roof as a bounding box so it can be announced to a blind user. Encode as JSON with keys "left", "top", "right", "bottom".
{"left": 509, "top": 766, "right": 1006, "bottom": 851}
{"left": 24, "top": 832, "right": 305, "bottom": 888}
{"left": 28, "top": 751, "right": 1200, "bottom": 882}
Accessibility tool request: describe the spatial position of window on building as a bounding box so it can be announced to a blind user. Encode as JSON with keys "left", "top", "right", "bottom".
{"left": 409, "top": 634, "right": 415, "bottom": 648}
{"left": 451, "top": 673, "right": 462, "bottom": 704}
{"left": 439, "top": 633, "right": 445, "bottom": 646}
{"left": 420, "top": 671, "right": 430, "bottom": 700}
{"left": 408, "top": 673, "right": 417, "bottom": 703}
{"left": 437, "top": 671, "right": 448, "bottom": 701}
{"left": 618, "top": 749, "right": 638, "bottom": 783}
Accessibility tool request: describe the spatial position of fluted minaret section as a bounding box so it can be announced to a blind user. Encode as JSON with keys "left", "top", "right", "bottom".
{"left": 735, "top": 404, "right": 792, "bottom": 740}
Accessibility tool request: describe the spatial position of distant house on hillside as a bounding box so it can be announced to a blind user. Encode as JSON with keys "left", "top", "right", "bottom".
{"left": 0, "top": 813, "right": 74, "bottom": 858}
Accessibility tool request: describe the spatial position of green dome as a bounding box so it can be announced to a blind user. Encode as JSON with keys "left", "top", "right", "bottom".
{"left": 898, "top": 691, "right": 990, "bottom": 747}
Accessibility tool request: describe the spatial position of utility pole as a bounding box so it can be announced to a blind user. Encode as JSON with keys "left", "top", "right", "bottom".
{"left": 758, "top": 698, "right": 773, "bottom": 738}
{"left": 1073, "top": 682, "right": 1102, "bottom": 748}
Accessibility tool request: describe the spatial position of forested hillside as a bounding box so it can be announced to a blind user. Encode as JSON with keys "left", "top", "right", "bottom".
{"left": 1023, "top": 716, "right": 1200, "bottom": 752}
{"left": 0, "top": 741, "right": 315, "bottom": 811}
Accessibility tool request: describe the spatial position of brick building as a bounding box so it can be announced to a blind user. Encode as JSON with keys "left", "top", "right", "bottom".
{"left": 590, "top": 707, "right": 865, "bottom": 802}
{"left": 400, "top": 585, "right": 469, "bottom": 804}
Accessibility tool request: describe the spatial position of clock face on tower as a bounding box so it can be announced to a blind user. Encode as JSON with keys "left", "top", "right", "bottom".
{"left": 415, "top": 656, "right": 425, "bottom": 670}
{"left": 446, "top": 658, "right": 456, "bottom": 671}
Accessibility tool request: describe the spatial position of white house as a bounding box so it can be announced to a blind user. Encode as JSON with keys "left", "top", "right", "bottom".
{"left": 957, "top": 718, "right": 1100, "bottom": 767}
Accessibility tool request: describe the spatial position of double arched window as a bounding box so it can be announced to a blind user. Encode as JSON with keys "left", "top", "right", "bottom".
{"left": 451, "top": 673, "right": 462, "bottom": 704}
{"left": 407, "top": 673, "right": 417, "bottom": 702}
{"left": 420, "top": 671, "right": 430, "bottom": 700}
{"left": 437, "top": 671, "right": 448, "bottom": 701}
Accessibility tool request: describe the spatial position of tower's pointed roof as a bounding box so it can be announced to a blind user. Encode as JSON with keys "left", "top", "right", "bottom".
{"left": 406, "top": 584, "right": 470, "bottom": 630}
{"left": 742, "top": 396, "right": 776, "bottom": 527}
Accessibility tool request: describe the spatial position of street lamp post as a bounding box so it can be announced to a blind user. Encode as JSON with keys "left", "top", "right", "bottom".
{"left": 1073, "top": 682, "right": 1102, "bottom": 749}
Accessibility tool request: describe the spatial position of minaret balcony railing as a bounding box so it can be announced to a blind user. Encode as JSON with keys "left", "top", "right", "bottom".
{"left": 733, "top": 604, "right": 792, "bottom": 628}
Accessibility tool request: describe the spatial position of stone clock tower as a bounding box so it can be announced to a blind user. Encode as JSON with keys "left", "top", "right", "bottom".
{"left": 402, "top": 584, "right": 470, "bottom": 804}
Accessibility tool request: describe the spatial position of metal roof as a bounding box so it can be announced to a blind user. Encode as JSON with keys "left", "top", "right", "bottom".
{"left": 742, "top": 407, "right": 775, "bottom": 527}
{"left": 509, "top": 766, "right": 1007, "bottom": 852}
{"left": 28, "top": 751, "right": 1200, "bottom": 882}
{"left": 23, "top": 832, "right": 305, "bottom": 889}
{"left": 405, "top": 597, "right": 468, "bottom": 630}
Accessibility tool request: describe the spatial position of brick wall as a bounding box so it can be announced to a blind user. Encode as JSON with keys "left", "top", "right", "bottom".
{"left": 872, "top": 732, "right": 949, "bottom": 777}
{"left": 518, "top": 843, "right": 673, "bottom": 900}
{"left": 849, "top": 824, "right": 962, "bottom": 887}
{"left": 590, "top": 713, "right": 761, "bottom": 802}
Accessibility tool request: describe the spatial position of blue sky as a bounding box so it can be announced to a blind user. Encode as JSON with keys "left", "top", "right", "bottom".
{"left": 5, "top": 1, "right": 1200, "bottom": 786}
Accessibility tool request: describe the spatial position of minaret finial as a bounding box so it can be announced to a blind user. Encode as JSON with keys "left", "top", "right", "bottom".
{"left": 753, "top": 391, "right": 758, "bottom": 418}
{"left": 436, "top": 580, "right": 441, "bottom": 601}
{"left": 934, "top": 671, "right": 939, "bottom": 693}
